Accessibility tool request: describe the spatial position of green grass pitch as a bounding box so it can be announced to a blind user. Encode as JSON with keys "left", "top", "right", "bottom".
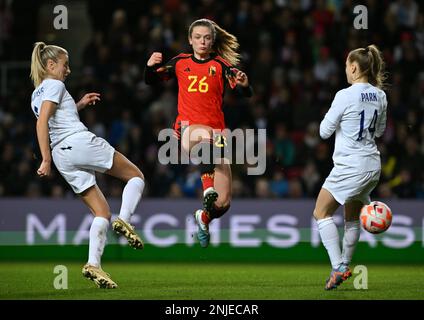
{"left": 0, "top": 262, "right": 423, "bottom": 300}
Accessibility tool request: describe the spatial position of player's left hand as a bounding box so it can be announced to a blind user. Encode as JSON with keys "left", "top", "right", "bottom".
{"left": 37, "top": 160, "right": 51, "bottom": 178}
{"left": 77, "top": 93, "right": 101, "bottom": 109}
{"left": 235, "top": 70, "right": 249, "bottom": 87}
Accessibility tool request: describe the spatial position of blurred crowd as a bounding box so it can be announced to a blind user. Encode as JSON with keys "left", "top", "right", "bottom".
{"left": 0, "top": 0, "right": 423, "bottom": 200}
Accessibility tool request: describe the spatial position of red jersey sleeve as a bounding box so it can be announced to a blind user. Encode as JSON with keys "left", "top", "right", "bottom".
{"left": 145, "top": 53, "right": 191, "bottom": 84}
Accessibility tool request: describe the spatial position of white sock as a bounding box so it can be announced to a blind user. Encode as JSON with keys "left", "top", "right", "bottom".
{"left": 317, "top": 217, "right": 342, "bottom": 269}
{"left": 342, "top": 220, "right": 361, "bottom": 265}
{"left": 119, "top": 177, "right": 145, "bottom": 223}
{"left": 88, "top": 217, "right": 109, "bottom": 268}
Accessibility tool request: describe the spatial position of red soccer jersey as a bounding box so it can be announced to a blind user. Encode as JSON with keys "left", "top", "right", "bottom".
{"left": 154, "top": 53, "right": 239, "bottom": 131}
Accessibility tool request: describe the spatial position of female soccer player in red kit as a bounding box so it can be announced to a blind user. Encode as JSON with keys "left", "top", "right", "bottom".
{"left": 145, "top": 18, "right": 252, "bottom": 248}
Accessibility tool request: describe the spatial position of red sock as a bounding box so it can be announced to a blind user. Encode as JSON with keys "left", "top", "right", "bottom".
{"left": 202, "top": 211, "right": 211, "bottom": 224}
{"left": 201, "top": 172, "right": 214, "bottom": 191}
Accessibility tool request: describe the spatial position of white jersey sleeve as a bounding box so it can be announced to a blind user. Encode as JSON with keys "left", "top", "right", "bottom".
{"left": 43, "top": 79, "right": 66, "bottom": 104}
{"left": 319, "top": 90, "right": 348, "bottom": 139}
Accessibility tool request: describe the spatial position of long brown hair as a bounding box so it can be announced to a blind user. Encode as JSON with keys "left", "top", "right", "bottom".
{"left": 188, "top": 19, "right": 241, "bottom": 66}
{"left": 30, "top": 42, "right": 68, "bottom": 87}
{"left": 347, "top": 44, "right": 387, "bottom": 89}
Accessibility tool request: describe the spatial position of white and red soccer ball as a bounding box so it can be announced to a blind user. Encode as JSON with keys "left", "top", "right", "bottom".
{"left": 360, "top": 201, "right": 392, "bottom": 234}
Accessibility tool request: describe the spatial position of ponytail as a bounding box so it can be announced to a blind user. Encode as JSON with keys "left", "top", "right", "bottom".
{"left": 30, "top": 42, "right": 46, "bottom": 88}
{"left": 348, "top": 44, "right": 387, "bottom": 89}
{"left": 210, "top": 21, "right": 241, "bottom": 66}
{"left": 30, "top": 42, "right": 68, "bottom": 87}
{"left": 367, "top": 45, "right": 387, "bottom": 89}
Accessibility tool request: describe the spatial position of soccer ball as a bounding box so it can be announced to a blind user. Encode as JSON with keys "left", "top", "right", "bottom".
{"left": 360, "top": 201, "right": 392, "bottom": 234}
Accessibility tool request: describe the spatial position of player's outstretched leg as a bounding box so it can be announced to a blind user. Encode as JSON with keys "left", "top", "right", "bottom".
{"left": 105, "top": 153, "right": 145, "bottom": 250}
{"left": 82, "top": 264, "right": 118, "bottom": 289}
{"left": 194, "top": 209, "right": 211, "bottom": 248}
{"left": 112, "top": 217, "right": 144, "bottom": 249}
{"left": 324, "top": 263, "right": 352, "bottom": 290}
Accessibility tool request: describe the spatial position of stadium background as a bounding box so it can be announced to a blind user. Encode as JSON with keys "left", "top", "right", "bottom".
{"left": 1, "top": 0, "right": 423, "bottom": 200}
{"left": 0, "top": 0, "right": 423, "bottom": 300}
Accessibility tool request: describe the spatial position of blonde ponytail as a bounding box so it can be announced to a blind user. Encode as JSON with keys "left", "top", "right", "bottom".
{"left": 30, "top": 42, "right": 68, "bottom": 87}
{"left": 30, "top": 42, "right": 46, "bottom": 88}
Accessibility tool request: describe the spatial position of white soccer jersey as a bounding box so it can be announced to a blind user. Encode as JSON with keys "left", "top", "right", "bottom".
{"left": 31, "top": 79, "right": 87, "bottom": 148}
{"left": 320, "top": 83, "right": 387, "bottom": 174}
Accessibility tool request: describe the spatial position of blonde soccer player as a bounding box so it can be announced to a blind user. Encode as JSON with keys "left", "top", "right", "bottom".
{"left": 30, "top": 42, "right": 145, "bottom": 288}
{"left": 313, "top": 45, "right": 387, "bottom": 290}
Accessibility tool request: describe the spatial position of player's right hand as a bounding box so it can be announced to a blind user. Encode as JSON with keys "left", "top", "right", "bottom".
{"left": 37, "top": 160, "right": 51, "bottom": 178}
{"left": 147, "top": 52, "right": 162, "bottom": 67}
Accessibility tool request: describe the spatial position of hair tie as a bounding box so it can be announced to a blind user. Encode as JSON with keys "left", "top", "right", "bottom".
{"left": 364, "top": 47, "right": 369, "bottom": 53}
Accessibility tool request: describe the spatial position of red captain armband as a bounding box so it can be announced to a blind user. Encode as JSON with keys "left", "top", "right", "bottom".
{"left": 156, "top": 65, "right": 173, "bottom": 81}
{"left": 225, "top": 67, "right": 240, "bottom": 89}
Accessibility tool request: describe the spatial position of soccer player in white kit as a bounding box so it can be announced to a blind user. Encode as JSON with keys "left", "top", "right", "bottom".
{"left": 313, "top": 45, "right": 387, "bottom": 290}
{"left": 30, "top": 42, "right": 145, "bottom": 288}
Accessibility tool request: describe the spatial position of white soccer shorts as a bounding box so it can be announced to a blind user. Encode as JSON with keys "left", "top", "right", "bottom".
{"left": 52, "top": 131, "right": 115, "bottom": 194}
{"left": 322, "top": 168, "right": 380, "bottom": 205}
